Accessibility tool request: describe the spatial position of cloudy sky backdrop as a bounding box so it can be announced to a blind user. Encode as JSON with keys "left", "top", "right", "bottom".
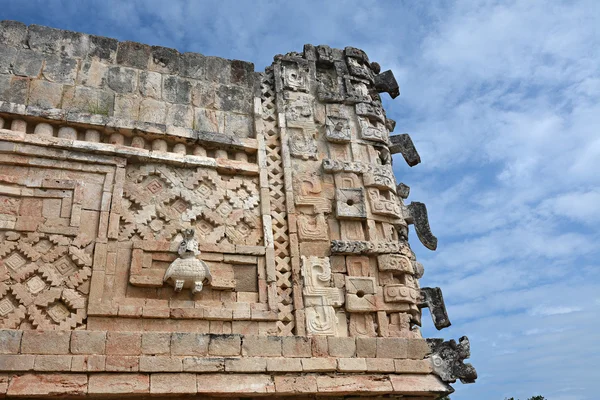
{"left": 2, "top": 1, "right": 598, "bottom": 398}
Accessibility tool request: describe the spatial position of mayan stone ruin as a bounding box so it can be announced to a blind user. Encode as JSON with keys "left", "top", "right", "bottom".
{"left": 0, "top": 21, "right": 476, "bottom": 398}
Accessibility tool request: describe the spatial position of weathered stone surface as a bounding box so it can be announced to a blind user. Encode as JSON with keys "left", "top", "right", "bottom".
{"left": 0, "top": 20, "right": 27, "bottom": 47}
{"left": 88, "top": 373, "right": 149, "bottom": 394}
{"left": 151, "top": 373, "right": 196, "bottom": 394}
{"left": 171, "top": 332, "right": 209, "bottom": 356}
{"left": 13, "top": 50, "right": 44, "bottom": 77}
{"left": 7, "top": 374, "right": 87, "bottom": 396}
{"left": 21, "top": 331, "right": 70, "bottom": 355}
{"left": 43, "top": 55, "right": 78, "bottom": 84}
{"left": 71, "top": 331, "right": 106, "bottom": 354}
{"left": 242, "top": 336, "right": 282, "bottom": 357}
{"left": 106, "top": 332, "right": 141, "bottom": 355}
{"left": 107, "top": 66, "right": 138, "bottom": 93}
{"left": 27, "top": 25, "right": 89, "bottom": 57}
{"left": 0, "top": 330, "right": 22, "bottom": 354}
{"left": 116, "top": 41, "right": 150, "bottom": 69}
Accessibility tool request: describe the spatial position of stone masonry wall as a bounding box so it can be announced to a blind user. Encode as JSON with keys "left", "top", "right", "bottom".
{"left": 0, "top": 20, "right": 476, "bottom": 397}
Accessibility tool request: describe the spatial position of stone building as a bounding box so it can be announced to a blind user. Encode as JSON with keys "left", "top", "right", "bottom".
{"left": 0, "top": 21, "right": 476, "bottom": 398}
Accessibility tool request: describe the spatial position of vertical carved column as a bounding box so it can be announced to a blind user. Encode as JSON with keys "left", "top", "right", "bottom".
{"left": 260, "top": 68, "right": 295, "bottom": 335}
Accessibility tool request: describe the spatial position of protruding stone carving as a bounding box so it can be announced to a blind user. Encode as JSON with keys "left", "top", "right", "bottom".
{"left": 396, "top": 183, "right": 411, "bottom": 199}
{"left": 374, "top": 70, "right": 400, "bottom": 98}
{"left": 406, "top": 202, "right": 438, "bottom": 251}
{"left": 427, "top": 336, "right": 478, "bottom": 384}
{"left": 367, "top": 188, "right": 402, "bottom": 218}
{"left": 419, "top": 287, "right": 451, "bottom": 330}
{"left": 358, "top": 117, "right": 388, "bottom": 143}
{"left": 389, "top": 133, "right": 421, "bottom": 166}
{"left": 163, "top": 229, "right": 212, "bottom": 294}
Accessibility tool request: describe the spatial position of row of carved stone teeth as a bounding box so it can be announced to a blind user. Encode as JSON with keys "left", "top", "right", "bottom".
{"left": 0, "top": 115, "right": 253, "bottom": 162}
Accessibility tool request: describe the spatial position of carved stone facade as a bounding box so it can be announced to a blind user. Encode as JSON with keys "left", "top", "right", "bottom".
{"left": 0, "top": 21, "right": 475, "bottom": 398}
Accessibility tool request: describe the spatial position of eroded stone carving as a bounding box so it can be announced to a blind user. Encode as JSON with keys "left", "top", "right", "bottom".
{"left": 163, "top": 229, "right": 212, "bottom": 294}
{"left": 427, "top": 336, "right": 478, "bottom": 384}
{"left": 419, "top": 287, "right": 451, "bottom": 330}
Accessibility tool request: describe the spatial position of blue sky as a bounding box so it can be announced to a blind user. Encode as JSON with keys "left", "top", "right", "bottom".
{"left": 2, "top": 1, "right": 599, "bottom": 398}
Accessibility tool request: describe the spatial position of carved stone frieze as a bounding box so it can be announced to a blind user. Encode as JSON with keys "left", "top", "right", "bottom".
{"left": 358, "top": 116, "right": 389, "bottom": 143}
{"left": 427, "top": 336, "right": 478, "bottom": 384}
{"left": 367, "top": 188, "right": 403, "bottom": 219}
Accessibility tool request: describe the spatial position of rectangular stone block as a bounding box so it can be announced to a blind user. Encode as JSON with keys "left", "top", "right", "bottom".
{"left": 106, "top": 332, "right": 141, "bottom": 355}
{"left": 407, "top": 338, "right": 431, "bottom": 359}
{"left": 311, "top": 336, "right": 328, "bottom": 357}
{"left": 300, "top": 357, "right": 337, "bottom": 372}
{"left": 394, "top": 359, "right": 433, "bottom": 374}
{"left": 266, "top": 357, "right": 302, "bottom": 372}
{"left": 139, "top": 356, "right": 182, "bottom": 372}
{"left": 0, "top": 330, "right": 22, "bottom": 354}
{"left": 337, "top": 357, "right": 367, "bottom": 372}
{"left": 0, "top": 355, "right": 35, "bottom": 371}
{"left": 275, "top": 375, "right": 318, "bottom": 394}
{"left": 225, "top": 357, "right": 267, "bottom": 372}
{"left": 376, "top": 337, "right": 407, "bottom": 359}
{"left": 21, "top": 331, "right": 71, "bottom": 355}
{"left": 151, "top": 373, "right": 196, "bottom": 394}
{"left": 356, "top": 337, "right": 377, "bottom": 358}
{"left": 316, "top": 375, "right": 393, "bottom": 393}
{"left": 327, "top": 336, "right": 356, "bottom": 357}
{"left": 389, "top": 374, "right": 449, "bottom": 393}
{"left": 208, "top": 334, "right": 241, "bottom": 356}
{"left": 366, "top": 357, "right": 396, "bottom": 372}
{"left": 196, "top": 373, "right": 274, "bottom": 394}
{"left": 182, "top": 356, "right": 224, "bottom": 372}
{"left": 70, "top": 331, "right": 106, "bottom": 354}
{"left": 171, "top": 332, "right": 209, "bottom": 356}
{"left": 33, "top": 355, "right": 72, "bottom": 371}
{"left": 7, "top": 374, "right": 87, "bottom": 396}
{"left": 141, "top": 332, "right": 171, "bottom": 355}
{"left": 88, "top": 373, "right": 149, "bottom": 395}
{"left": 242, "top": 336, "right": 281, "bottom": 357}
{"left": 282, "top": 336, "right": 311, "bottom": 358}
{"left": 105, "top": 355, "right": 139, "bottom": 372}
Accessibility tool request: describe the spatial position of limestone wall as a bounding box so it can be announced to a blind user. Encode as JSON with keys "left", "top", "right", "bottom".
{"left": 0, "top": 20, "right": 475, "bottom": 397}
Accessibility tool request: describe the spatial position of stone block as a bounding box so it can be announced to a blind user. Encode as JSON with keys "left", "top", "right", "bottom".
{"left": 282, "top": 336, "right": 311, "bottom": 357}
{"left": 150, "top": 45, "right": 180, "bottom": 74}
{"left": 230, "top": 59, "right": 254, "bottom": 87}
{"left": 356, "top": 337, "right": 377, "bottom": 358}
{"left": 0, "top": 75, "right": 28, "bottom": 104}
{"left": 89, "top": 35, "right": 118, "bottom": 62}
{"left": 327, "top": 336, "right": 356, "bottom": 357}
{"left": 171, "top": 332, "right": 209, "bottom": 356}
{"left": 63, "top": 86, "right": 114, "bottom": 116}
{"left": 316, "top": 375, "right": 394, "bottom": 393}
{"left": 28, "top": 79, "right": 63, "bottom": 109}
{"left": 139, "top": 356, "right": 182, "bottom": 372}
{"left": 151, "top": 373, "right": 196, "bottom": 394}
{"left": 106, "top": 332, "right": 141, "bottom": 355}
{"left": 266, "top": 357, "right": 303, "bottom": 372}
{"left": 77, "top": 59, "right": 108, "bottom": 88}
{"left": 114, "top": 94, "right": 141, "bottom": 119}
{"left": 163, "top": 74, "right": 192, "bottom": 104}
{"left": 7, "top": 374, "right": 87, "bottom": 396}
{"left": 182, "top": 356, "right": 224, "bottom": 372}
{"left": 407, "top": 338, "right": 431, "bottom": 359}
{"left": 13, "top": 49, "right": 44, "bottom": 78}
{"left": 300, "top": 357, "right": 337, "bottom": 372}
{"left": 116, "top": 41, "right": 150, "bottom": 69}
{"left": 0, "top": 20, "right": 27, "bottom": 47}
{"left": 205, "top": 56, "right": 231, "bottom": 85}
{"left": 141, "top": 332, "right": 171, "bottom": 355}
{"left": 0, "top": 45, "right": 17, "bottom": 74}
{"left": 33, "top": 355, "right": 72, "bottom": 371}
{"left": 27, "top": 24, "right": 89, "bottom": 57}
{"left": 0, "top": 330, "right": 22, "bottom": 354}
{"left": 311, "top": 336, "right": 328, "bottom": 357}
{"left": 88, "top": 373, "right": 149, "bottom": 395}
{"left": 180, "top": 52, "right": 208, "bottom": 79}
{"left": 0, "top": 355, "right": 35, "bottom": 370}
{"left": 194, "top": 108, "right": 225, "bottom": 133}
{"left": 208, "top": 334, "right": 241, "bottom": 356}
{"left": 105, "top": 355, "right": 139, "bottom": 371}
{"left": 216, "top": 84, "right": 252, "bottom": 114}
{"left": 337, "top": 357, "right": 367, "bottom": 372}
{"left": 166, "top": 103, "right": 193, "bottom": 128}
{"left": 389, "top": 374, "right": 449, "bottom": 393}
{"left": 225, "top": 112, "right": 253, "bottom": 137}
{"left": 21, "top": 331, "right": 71, "bottom": 355}
{"left": 274, "top": 375, "right": 318, "bottom": 394}
{"left": 196, "top": 373, "right": 274, "bottom": 394}
{"left": 70, "top": 331, "right": 106, "bottom": 354}
{"left": 366, "top": 357, "right": 396, "bottom": 372}
{"left": 107, "top": 65, "right": 138, "bottom": 93}
{"left": 225, "top": 357, "right": 267, "bottom": 372}
{"left": 42, "top": 54, "right": 78, "bottom": 84}
{"left": 394, "top": 359, "right": 433, "bottom": 374}
{"left": 376, "top": 337, "right": 407, "bottom": 359}
{"left": 139, "top": 70, "right": 162, "bottom": 99}
{"left": 139, "top": 98, "right": 167, "bottom": 124}
{"left": 242, "top": 336, "right": 281, "bottom": 357}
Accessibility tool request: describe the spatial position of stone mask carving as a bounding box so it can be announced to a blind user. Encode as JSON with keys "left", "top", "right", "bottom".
{"left": 163, "top": 229, "right": 212, "bottom": 294}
